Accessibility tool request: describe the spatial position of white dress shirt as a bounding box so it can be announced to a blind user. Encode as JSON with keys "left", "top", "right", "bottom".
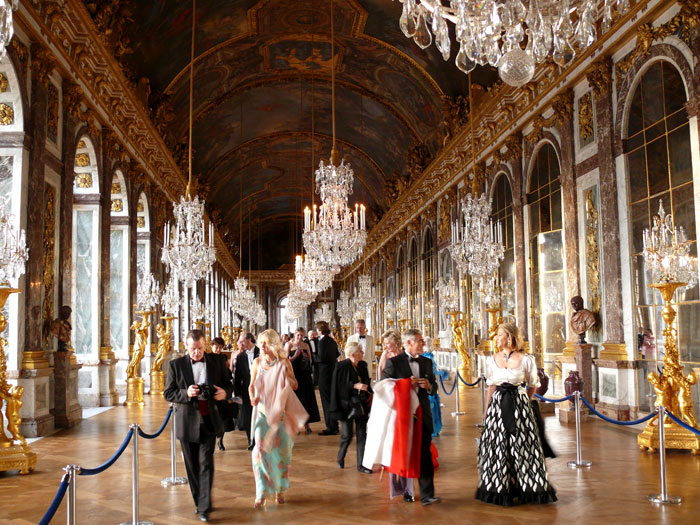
{"left": 246, "top": 348, "right": 255, "bottom": 368}
{"left": 191, "top": 359, "right": 208, "bottom": 400}
{"left": 405, "top": 350, "right": 420, "bottom": 377}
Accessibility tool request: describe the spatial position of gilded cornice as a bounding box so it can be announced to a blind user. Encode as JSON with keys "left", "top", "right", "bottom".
{"left": 30, "top": 44, "right": 55, "bottom": 88}
{"left": 247, "top": 270, "right": 295, "bottom": 285}
{"left": 341, "top": 0, "right": 662, "bottom": 281}
{"left": 587, "top": 56, "right": 613, "bottom": 97}
{"left": 18, "top": 0, "right": 240, "bottom": 280}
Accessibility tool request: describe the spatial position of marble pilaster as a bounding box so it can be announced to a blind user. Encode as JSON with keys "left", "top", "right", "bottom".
{"left": 510, "top": 158, "right": 528, "bottom": 332}
{"left": 18, "top": 44, "right": 54, "bottom": 435}
{"left": 555, "top": 91, "right": 581, "bottom": 338}
{"left": 588, "top": 58, "right": 625, "bottom": 352}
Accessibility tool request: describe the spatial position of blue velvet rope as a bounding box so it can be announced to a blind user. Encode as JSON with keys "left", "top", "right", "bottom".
{"left": 439, "top": 375, "right": 457, "bottom": 396}
{"left": 580, "top": 396, "right": 656, "bottom": 426}
{"left": 534, "top": 393, "right": 574, "bottom": 403}
{"left": 665, "top": 410, "right": 700, "bottom": 436}
{"left": 138, "top": 407, "right": 172, "bottom": 440}
{"left": 38, "top": 474, "right": 70, "bottom": 525}
{"left": 78, "top": 428, "right": 133, "bottom": 476}
{"left": 457, "top": 373, "right": 482, "bottom": 387}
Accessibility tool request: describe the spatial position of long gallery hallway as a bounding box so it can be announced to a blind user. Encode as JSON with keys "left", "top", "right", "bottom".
{"left": 1, "top": 386, "right": 698, "bottom": 524}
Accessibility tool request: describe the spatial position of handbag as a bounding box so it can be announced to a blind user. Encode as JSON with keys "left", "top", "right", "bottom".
{"left": 346, "top": 393, "right": 367, "bottom": 419}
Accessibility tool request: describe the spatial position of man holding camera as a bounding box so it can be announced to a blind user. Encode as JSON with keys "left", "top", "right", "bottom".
{"left": 164, "top": 329, "right": 233, "bottom": 522}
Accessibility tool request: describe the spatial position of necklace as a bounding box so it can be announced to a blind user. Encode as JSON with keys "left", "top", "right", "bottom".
{"left": 264, "top": 357, "right": 279, "bottom": 367}
{"left": 503, "top": 350, "right": 515, "bottom": 361}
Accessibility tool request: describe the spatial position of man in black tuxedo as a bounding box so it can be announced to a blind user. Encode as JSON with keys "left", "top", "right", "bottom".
{"left": 164, "top": 329, "right": 233, "bottom": 522}
{"left": 307, "top": 329, "right": 319, "bottom": 386}
{"left": 316, "top": 320, "right": 340, "bottom": 435}
{"left": 233, "top": 332, "right": 259, "bottom": 449}
{"left": 381, "top": 328, "right": 441, "bottom": 506}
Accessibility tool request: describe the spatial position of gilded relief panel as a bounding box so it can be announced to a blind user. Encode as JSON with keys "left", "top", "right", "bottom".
{"left": 578, "top": 91, "right": 594, "bottom": 148}
{"left": 47, "top": 83, "right": 59, "bottom": 144}
{"left": 584, "top": 186, "right": 602, "bottom": 339}
{"left": 42, "top": 183, "right": 56, "bottom": 350}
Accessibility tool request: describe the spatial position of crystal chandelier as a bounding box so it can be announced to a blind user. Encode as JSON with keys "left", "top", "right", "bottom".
{"left": 161, "top": 276, "right": 179, "bottom": 317}
{"left": 643, "top": 200, "right": 698, "bottom": 289}
{"left": 314, "top": 302, "right": 333, "bottom": 324}
{"left": 0, "top": 197, "right": 27, "bottom": 286}
{"left": 397, "top": 296, "right": 409, "bottom": 320}
{"left": 160, "top": 0, "right": 216, "bottom": 288}
{"left": 435, "top": 277, "right": 459, "bottom": 312}
{"left": 190, "top": 294, "right": 206, "bottom": 323}
{"left": 295, "top": 254, "right": 334, "bottom": 295}
{"left": 231, "top": 275, "right": 257, "bottom": 322}
{"left": 337, "top": 290, "right": 354, "bottom": 326}
{"left": 449, "top": 192, "right": 504, "bottom": 283}
{"left": 480, "top": 272, "right": 502, "bottom": 309}
{"left": 302, "top": 0, "right": 367, "bottom": 269}
{"left": 0, "top": 1, "right": 18, "bottom": 61}
{"left": 396, "top": 0, "right": 629, "bottom": 87}
{"left": 353, "top": 274, "right": 375, "bottom": 315}
{"left": 136, "top": 272, "right": 160, "bottom": 311}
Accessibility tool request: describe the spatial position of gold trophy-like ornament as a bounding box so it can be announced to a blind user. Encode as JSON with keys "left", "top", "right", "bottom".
{"left": 436, "top": 278, "right": 472, "bottom": 381}
{"left": 0, "top": 197, "right": 35, "bottom": 473}
{"left": 637, "top": 202, "right": 700, "bottom": 453}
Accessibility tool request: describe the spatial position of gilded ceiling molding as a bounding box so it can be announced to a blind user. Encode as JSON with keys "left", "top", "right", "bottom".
{"left": 615, "top": 0, "right": 700, "bottom": 90}
{"left": 30, "top": 44, "right": 55, "bottom": 88}
{"left": 18, "top": 0, "right": 240, "bottom": 280}
{"left": 586, "top": 56, "right": 613, "bottom": 97}
{"left": 247, "top": 270, "right": 295, "bottom": 285}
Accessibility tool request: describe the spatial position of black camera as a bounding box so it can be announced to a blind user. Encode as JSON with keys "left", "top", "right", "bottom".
{"left": 198, "top": 384, "right": 213, "bottom": 400}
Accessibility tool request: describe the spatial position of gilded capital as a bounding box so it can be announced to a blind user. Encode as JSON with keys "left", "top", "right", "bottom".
{"left": 586, "top": 56, "right": 613, "bottom": 98}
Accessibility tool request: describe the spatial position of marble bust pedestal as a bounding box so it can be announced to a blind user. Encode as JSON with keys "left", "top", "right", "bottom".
{"left": 558, "top": 343, "right": 593, "bottom": 424}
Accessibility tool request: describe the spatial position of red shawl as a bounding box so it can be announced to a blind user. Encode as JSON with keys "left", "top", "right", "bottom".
{"left": 387, "top": 378, "right": 422, "bottom": 478}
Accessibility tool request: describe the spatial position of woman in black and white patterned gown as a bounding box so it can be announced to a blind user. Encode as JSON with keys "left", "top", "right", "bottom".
{"left": 476, "top": 323, "right": 557, "bottom": 506}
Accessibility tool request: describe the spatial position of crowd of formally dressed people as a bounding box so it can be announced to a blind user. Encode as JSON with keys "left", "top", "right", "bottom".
{"left": 164, "top": 319, "right": 556, "bottom": 521}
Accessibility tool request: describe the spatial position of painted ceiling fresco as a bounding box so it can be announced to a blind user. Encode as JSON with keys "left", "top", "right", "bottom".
{"left": 122, "top": 0, "right": 497, "bottom": 269}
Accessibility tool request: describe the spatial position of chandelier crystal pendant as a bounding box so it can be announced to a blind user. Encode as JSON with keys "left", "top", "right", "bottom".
{"left": 136, "top": 272, "right": 161, "bottom": 311}
{"left": 190, "top": 294, "right": 207, "bottom": 323}
{"left": 0, "top": 1, "right": 18, "bottom": 61}
{"left": 396, "top": 0, "right": 629, "bottom": 87}
{"left": 0, "top": 197, "right": 27, "bottom": 287}
{"left": 643, "top": 200, "right": 699, "bottom": 289}
{"left": 336, "top": 290, "right": 354, "bottom": 327}
{"left": 160, "top": 0, "right": 216, "bottom": 289}
{"left": 449, "top": 192, "right": 504, "bottom": 283}
{"left": 435, "top": 277, "right": 460, "bottom": 312}
{"left": 314, "top": 302, "right": 333, "bottom": 324}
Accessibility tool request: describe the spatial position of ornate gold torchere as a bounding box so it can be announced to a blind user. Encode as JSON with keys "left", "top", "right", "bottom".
{"left": 0, "top": 287, "right": 37, "bottom": 474}
{"left": 446, "top": 311, "right": 471, "bottom": 382}
{"left": 125, "top": 310, "right": 152, "bottom": 407}
{"left": 220, "top": 325, "right": 233, "bottom": 348}
{"left": 150, "top": 316, "right": 175, "bottom": 396}
{"left": 340, "top": 325, "right": 350, "bottom": 353}
{"left": 484, "top": 306, "right": 502, "bottom": 352}
{"left": 203, "top": 321, "right": 212, "bottom": 353}
{"left": 397, "top": 318, "right": 408, "bottom": 332}
{"left": 638, "top": 281, "right": 700, "bottom": 453}
{"left": 387, "top": 319, "right": 395, "bottom": 329}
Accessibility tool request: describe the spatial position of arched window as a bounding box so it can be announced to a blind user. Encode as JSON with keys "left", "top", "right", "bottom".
{"left": 110, "top": 170, "right": 130, "bottom": 372}
{"left": 72, "top": 137, "right": 101, "bottom": 358}
{"left": 409, "top": 239, "right": 419, "bottom": 325}
{"left": 625, "top": 61, "right": 698, "bottom": 387}
{"left": 527, "top": 143, "right": 565, "bottom": 371}
{"left": 422, "top": 230, "right": 434, "bottom": 336}
{"left": 279, "top": 296, "right": 297, "bottom": 334}
{"left": 136, "top": 192, "right": 150, "bottom": 282}
{"left": 491, "top": 174, "right": 515, "bottom": 322}
{"left": 396, "top": 247, "right": 405, "bottom": 300}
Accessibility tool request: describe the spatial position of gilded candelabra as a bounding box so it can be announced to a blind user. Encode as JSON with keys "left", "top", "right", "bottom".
{"left": 484, "top": 306, "right": 502, "bottom": 350}
{"left": 340, "top": 324, "right": 350, "bottom": 353}
{"left": 125, "top": 310, "right": 152, "bottom": 407}
{"left": 0, "top": 288, "right": 36, "bottom": 474}
{"left": 638, "top": 281, "right": 700, "bottom": 453}
{"left": 203, "top": 321, "right": 212, "bottom": 353}
{"left": 220, "top": 325, "right": 233, "bottom": 348}
{"left": 446, "top": 311, "right": 471, "bottom": 382}
{"left": 150, "top": 316, "right": 174, "bottom": 396}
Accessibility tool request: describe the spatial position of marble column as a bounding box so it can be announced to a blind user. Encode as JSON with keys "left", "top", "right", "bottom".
{"left": 98, "top": 144, "right": 117, "bottom": 406}
{"left": 587, "top": 58, "right": 627, "bottom": 360}
{"left": 555, "top": 90, "right": 581, "bottom": 338}
{"left": 18, "top": 46, "right": 54, "bottom": 437}
{"left": 510, "top": 157, "right": 528, "bottom": 334}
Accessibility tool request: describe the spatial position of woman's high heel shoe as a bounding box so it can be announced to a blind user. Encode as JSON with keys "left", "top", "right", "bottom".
{"left": 253, "top": 498, "right": 265, "bottom": 509}
{"left": 276, "top": 494, "right": 285, "bottom": 504}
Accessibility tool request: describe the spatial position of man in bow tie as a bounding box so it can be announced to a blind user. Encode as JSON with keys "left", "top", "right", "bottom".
{"left": 234, "top": 332, "right": 259, "bottom": 450}
{"left": 164, "top": 329, "right": 233, "bottom": 521}
{"left": 346, "top": 319, "right": 375, "bottom": 374}
{"left": 381, "top": 328, "right": 440, "bottom": 507}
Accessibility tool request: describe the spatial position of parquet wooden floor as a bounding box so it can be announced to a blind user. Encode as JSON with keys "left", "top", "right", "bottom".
{"left": 1, "top": 386, "right": 699, "bottom": 524}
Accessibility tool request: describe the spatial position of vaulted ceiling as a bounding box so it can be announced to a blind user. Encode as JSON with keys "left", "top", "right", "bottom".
{"left": 121, "top": 0, "right": 497, "bottom": 269}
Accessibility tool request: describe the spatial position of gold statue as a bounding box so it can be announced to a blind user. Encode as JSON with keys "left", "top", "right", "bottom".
{"left": 446, "top": 311, "right": 471, "bottom": 381}
{"left": 220, "top": 326, "right": 232, "bottom": 348}
{"left": 126, "top": 318, "right": 149, "bottom": 379}
{"left": 4, "top": 385, "right": 25, "bottom": 446}
{"left": 152, "top": 322, "right": 171, "bottom": 373}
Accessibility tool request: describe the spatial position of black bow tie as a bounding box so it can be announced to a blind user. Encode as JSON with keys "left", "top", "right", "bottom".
{"left": 359, "top": 335, "right": 366, "bottom": 339}
{"left": 190, "top": 357, "right": 204, "bottom": 364}
{"left": 409, "top": 356, "right": 420, "bottom": 363}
